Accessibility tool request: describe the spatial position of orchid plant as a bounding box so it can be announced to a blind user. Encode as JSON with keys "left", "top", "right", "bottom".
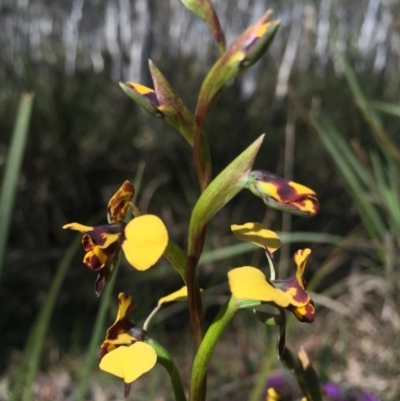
{"left": 63, "top": 2, "right": 322, "bottom": 401}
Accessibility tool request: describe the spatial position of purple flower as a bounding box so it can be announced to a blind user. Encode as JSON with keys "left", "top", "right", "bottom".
{"left": 323, "top": 382, "right": 381, "bottom": 401}
{"left": 323, "top": 382, "right": 347, "bottom": 401}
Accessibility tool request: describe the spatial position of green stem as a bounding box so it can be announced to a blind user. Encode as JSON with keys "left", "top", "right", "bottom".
{"left": 187, "top": 234, "right": 207, "bottom": 401}
{"left": 193, "top": 119, "right": 207, "bottom": 192}
{"left": 187, "top": 227, "right": 206, "bottom": 349}
{"left": 143, "top": 305, "right": 161, "bottom": 331}
{"left": 146, "top": 339, "right": 187, "bottom": 401}
{"left": 190, "top": 296, "right": 239, "bottom": 401}
{"left": 164, "top": 239, "right": 188, "bottom": 284}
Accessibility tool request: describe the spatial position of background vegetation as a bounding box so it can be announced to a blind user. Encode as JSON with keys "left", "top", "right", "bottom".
{"left": 1, "top": 0, "right": 399, "bottom": 399}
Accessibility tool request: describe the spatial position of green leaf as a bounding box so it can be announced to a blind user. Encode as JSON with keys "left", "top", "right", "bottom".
{"left": 164, "top": 239, "right": 188, "bottom": 283}
{"left": 188, "top": 134, "right": 265, "bottom": 255}
{"left": 0, "top": 93, "right": 33, "bottom": 282}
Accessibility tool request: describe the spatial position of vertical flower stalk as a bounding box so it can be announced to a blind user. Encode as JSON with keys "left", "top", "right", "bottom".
{"left": 192, "top": 12, "right": 279, "bottom": 191}
{"left": 186, "top": 135, "right": 264, "bottom": 353}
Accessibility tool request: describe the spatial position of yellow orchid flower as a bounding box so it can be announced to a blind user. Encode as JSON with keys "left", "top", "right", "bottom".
{"left": 99, "top": 293, "right": 157, "bottom": 397}
{"left": 63, "top": 181, "right": 169, "bottom": 294}
{"left": 228, "top": 249, "right": 314, "bottom": 323}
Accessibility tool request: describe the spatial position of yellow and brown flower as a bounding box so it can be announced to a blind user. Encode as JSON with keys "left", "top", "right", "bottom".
{"left": 246, "top": 170, "right": 319, "bottom": 216}
{"left": 99, "top": 293, "right": 157, "bottom": 396}
{"left": 228, "top": 248, "right": 314, "bottom": 323}
{"left": 63, "top": 181, "right": 169, "bottom": 295}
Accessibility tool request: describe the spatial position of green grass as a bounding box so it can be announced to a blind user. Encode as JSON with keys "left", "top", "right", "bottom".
{"left": 0, "top": 93, "right": 33, "bottom": 283}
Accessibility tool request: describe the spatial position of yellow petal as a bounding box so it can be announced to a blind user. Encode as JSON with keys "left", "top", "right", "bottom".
{"left": 114, "top": 293, "right": 136, "bottom": 323}
{"left": 62, "top": 222, "right": 93, "bottom": 232}
{"left": 157, "top": 286, "right": 195, "bottom": 306}
{"left": 108, "top": 333, "right": 136, "bottom": 346}
{"left": 266, "top": 388, "right": 281, "bottom": 401}
{"left": 294, "top": 248, "right": 311, "bottom": 285}
{"left": 231, "top": 222, "right": 281, "bottom": 252}
{"left": 228, "top": 266, "right": 290, "bottom": 307}
{"left": 128, "top": 82, "right": 154, "bottom": 95}
{"left": 255, "top": 21, "right": 273, "bottom": 38}
{"left": 122, "top": 215, "right": 168, "bottom": 271}
{"left": 99, "top": 342, "right": 157, "bottom": 383}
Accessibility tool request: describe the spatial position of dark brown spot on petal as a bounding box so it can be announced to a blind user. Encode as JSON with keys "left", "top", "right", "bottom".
{"left": 84, "top": 252, "right": 105, "bottom": 270}
{"left": 272, "top": 277, "right": 310, "bottom": 304}
{"left": 89, "top": 222, "right": 125, "bottom": 246}
{"left": 99, "top": 340, "right": 116, "bottom": 358}
{"left": 82, "top": 234, "right": 94, "bottom": 251}
{"left": 289, "top": 300, "right": 315, "bottom": 323}
{"left": 106, "top": 319, "right": 137, "bottom": 342}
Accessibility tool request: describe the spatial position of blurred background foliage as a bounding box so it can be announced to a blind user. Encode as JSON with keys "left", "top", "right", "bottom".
{"left": 1, "top": 0, "right": 400, "bottom": 400}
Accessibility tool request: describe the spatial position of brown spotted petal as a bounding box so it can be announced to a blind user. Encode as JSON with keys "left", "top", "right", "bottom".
{"left": 107, "top": 181, "right": 135, "bottom": 223}
{"left": 83, "top": 241, "right": 120, "bottom": 271}
{"left": 289, "top": 301, "right": 315, "bottom": 323}
{"left": 63, "top": 222, "right": 125, "bottom": 248}
{"left": 100, "top": 293, "right": 138, "bottom": 358}
{"left": 272, "top": 249, "right": 315, "bottom": 323}
{"left": 247, "top": 170, "right": 319, "bottom": 216}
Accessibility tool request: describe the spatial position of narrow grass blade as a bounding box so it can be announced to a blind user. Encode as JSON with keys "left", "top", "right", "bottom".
{"left": 11, "top": 235, "right": 81, "bottom": 401}
{"left": 370, "top": 100, "right": 400, "bottom": 118}
{"left": 199, "top": 232, "right": 343, "bottom": 265}
{"left": 310, "top": 114, "right": 387, "bottom": 246}
{"left": 370, "top": 153, "right": 400, "bottom": 236}
{"left": 0, "top": 93, "right": 34, "bottom": 282}
{"left": 335, "top": 48, "right": 400, "bottom": 163}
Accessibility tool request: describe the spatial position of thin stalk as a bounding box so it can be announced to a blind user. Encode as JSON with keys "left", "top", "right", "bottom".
{"left": 187, "top": 229, "right": 207, "bottom": 401}
{"left": 190, "top": 296, "right": 239, "bottom": 401}
{"left": 186, "top": 228, "right": 207, "bottom": 349}
{"left": 147, "top": 339, "right": 187, "bottom": 401}
{"left": 143, "top": 305, "right": 161, "bottom": 331}
{"left": 193, "top": 119, "right": 208, "bottom": 192}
